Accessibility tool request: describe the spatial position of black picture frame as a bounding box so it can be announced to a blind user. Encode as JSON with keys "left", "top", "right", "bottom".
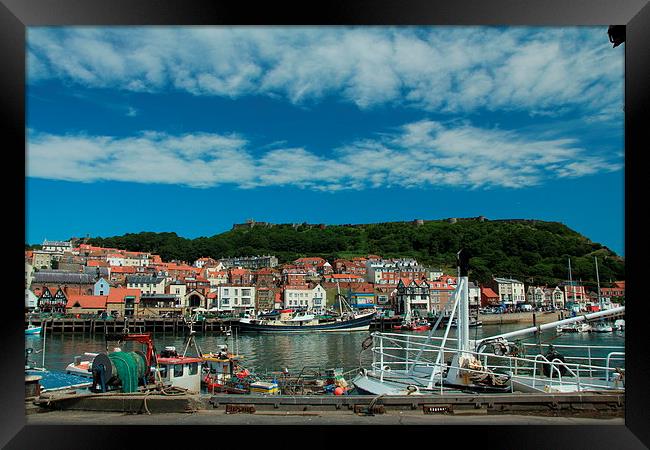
{"left": 2, "top": 0, "right": 648, "bottom": 447}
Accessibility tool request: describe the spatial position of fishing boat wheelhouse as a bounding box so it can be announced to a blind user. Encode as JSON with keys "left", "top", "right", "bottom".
{"left": 155, "top": 346, "right": 203, "bottom": 393}
{"left": 201, "top": 344, "right": 247, "bottom": 393}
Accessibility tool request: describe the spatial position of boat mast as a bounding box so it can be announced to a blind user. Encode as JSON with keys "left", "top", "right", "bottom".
{"left": 595, "top": 256, "right": 602, "bottom": 309}
{"left": 568, "top": 257, "right": 575, "bottom": 305}
{"left": 336, "top": 281, "right": 343, "bottom": 316}
{"left": 457, "top": 249, "right": 470, "bottom": 356}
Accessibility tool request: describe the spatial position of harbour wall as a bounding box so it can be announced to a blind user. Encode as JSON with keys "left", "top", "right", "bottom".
{"left": 478, "top": 312, "right": 566, "bottom": 325}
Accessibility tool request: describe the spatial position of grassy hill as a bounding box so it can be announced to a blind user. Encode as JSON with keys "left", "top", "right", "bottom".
{"left": 85, "top": 218, "right": 624, "bottom": 286}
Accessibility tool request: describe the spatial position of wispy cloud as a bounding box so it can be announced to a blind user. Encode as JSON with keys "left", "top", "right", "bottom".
{"left": 27, "top": 27, "right": 623, "bottom": 118}
{"left": 27, "top": 120, "right": 622, "bottom": 191}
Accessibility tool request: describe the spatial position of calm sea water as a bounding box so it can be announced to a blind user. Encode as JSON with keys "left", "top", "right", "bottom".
{"left": 25, "top": 324, "right": 625, "bottom": 375}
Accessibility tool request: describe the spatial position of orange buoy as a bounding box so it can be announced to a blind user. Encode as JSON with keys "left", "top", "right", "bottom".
{"left": 334, "top": 387, "right": 344, "bottom": 395}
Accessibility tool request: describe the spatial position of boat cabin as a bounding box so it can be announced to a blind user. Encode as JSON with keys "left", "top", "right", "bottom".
{"left": 155, "top": 347, "right": 203, "bottom": 393}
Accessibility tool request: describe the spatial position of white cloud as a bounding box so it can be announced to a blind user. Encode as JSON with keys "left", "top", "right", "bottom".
{"left": 27, "top": 27, "right": 623, "bottom": 118}
{"left": 26, "top": 120, "right": 622, "bottom": 191}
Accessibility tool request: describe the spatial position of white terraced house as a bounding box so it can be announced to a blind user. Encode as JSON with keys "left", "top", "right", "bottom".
{"left": 126, "top": 275, "right": 166, "bottom": 295}
{"left": 217, "top": 285, "right": 256, "bottom": 313}
{"left": 283, "top": 284, "right": 326, "bottom": 312}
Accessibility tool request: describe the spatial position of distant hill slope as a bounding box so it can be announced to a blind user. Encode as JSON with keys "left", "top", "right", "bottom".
{"left": 85, "top": 219, "right": 624, "bottom": 286}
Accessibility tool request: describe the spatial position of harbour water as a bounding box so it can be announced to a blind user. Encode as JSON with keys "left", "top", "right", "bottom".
{"left": 25, "top": 324, "right": 625, "bottom": 375}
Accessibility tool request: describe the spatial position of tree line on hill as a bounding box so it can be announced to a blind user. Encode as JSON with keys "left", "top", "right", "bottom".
{"left": 77, "top": 219, "right": 624, "bottom": 287}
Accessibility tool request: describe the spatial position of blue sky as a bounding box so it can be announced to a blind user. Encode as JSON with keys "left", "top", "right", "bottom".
{"left": 25, "top": 27, "right": 624, "bottom": 255}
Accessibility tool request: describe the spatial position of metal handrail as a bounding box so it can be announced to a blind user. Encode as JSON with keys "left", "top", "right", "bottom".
{"left": 605, "top": 352, "right": 626, "bottom": 382}
{"left": 368, "top": 332, "right": 624, "bottom": 391}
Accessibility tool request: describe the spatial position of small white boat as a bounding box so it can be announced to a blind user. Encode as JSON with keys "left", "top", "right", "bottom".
{"left": 591, "top": 321, "right": 614, "bottom": 333}
{"left": 614, "top": 319, "right": 625, "bottom": 331}
{"left": 25, "top": 324, "right": 42, "bottom": 335}
{"left": 65, "top": 353, "right": 100, "bottom": 378}
{"left": 556, "top": 322, "right": 591, "bottom": 333}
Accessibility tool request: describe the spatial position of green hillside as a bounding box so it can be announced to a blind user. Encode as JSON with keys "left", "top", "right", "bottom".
{"left": 85, "top": 218, "right": 624, "bottom": 286}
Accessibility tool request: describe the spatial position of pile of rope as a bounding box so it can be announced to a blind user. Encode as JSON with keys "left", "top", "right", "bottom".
{"left": 462, "top": 358, "right": 509, "bottom": 387}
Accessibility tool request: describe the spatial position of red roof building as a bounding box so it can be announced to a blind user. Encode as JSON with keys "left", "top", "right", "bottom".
{"left": 481, "top": 287, "right": 500, "bottom": 307}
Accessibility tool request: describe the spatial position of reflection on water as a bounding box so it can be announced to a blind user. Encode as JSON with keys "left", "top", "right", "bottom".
{"left": 25, "top": 324, "right": 625, "bottom": 374}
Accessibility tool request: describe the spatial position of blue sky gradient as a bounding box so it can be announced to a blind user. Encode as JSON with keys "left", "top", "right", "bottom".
{"left": 25, "top": 27, "right": 625, "bottom": 255}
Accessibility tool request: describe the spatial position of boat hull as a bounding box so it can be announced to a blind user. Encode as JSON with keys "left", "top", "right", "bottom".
{"left": 25, "top": 327, "right": 42, "bottom": 335}
{"left": 237, "top": 313, "right": 375, "bottom": 333}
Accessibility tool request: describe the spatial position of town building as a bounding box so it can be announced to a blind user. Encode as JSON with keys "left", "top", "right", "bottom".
{"left": 468, "top": 281, "right": 481, "bottom": 317}
{"left": 324, "top": 273, "right": 367, "bottom": 283}
{"left": 283, "top": 284, "right": 326, "bottom": 312}
{"left": 282, "top": 266, "right": 308, "bottom": 286}
{"left": 254, "top": 267, "right": 279, "bottom": 287}
{"left": 561, "top": 282, "right": 588, "bottom": 308}
{"left": 366, "top": 259, "right": 427, "bottom": 285}
{"left": 193, "top": 257, "right": 219, "bottom": 268}
{"left": 219, "top": 255, "right": 278, "bottom": 269}
{"left": 395, "top": 279, "right": 431, "bottom": 315}
{"left": 526, "top": 286, "right": 545, "bottom": 306}
{"left": 25, "top": 288, "right": 38, "bottom": 311}
{"left": 489, "top": 277, "right": 526, "bottom": 306}
{"left": 167, "top": 280, "right": 187, "bottom": 303}
{"left": 139, "top": 294, "right": 182, "bottom": 316}
{"left": 32, "top": 270, "right": 96, "bottom": 296}
{"left": 428, "top": 280, "right": 455, "bottom": 313}
{"left": 185, "top": 289, "right": 207, "bottom": 310}
{"left": 66, "top": 294, "right": 108, "bottom": 315}
{"left": 37, "top": 286, "right": 68, "bottom": 313}
{"left": 217, "top": 285, "right": 256, "bottom": 313}
{"left": 126, "top": 275, "right": 166, "bottom": 295}
{"left": 601, "top": 281, "right": 625, "bottom": 303}
{"left": 41, "top": 239, "right": 73, "bottom": 253}
{"left": 93, "top": 277, "right": 111, "bottom": 296}
{"left": 480, "top": 287, "right": 500, "bottom": 307}
{"left": 228, "top": 268, "right": 254, "bottom": 285}
{"left": 333, "top": 258, "right": 368, "bottom": 276}
{"left": 256, "top": 286, "right": 281, "bottom": 311}
{"left": 32, "top": 251, "right": 53, "bottom": 270}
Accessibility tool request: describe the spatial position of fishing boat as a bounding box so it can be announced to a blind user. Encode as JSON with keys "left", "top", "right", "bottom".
{"left": 25, "top": 348, "right": 92, "bottom": 393}
{"left": 352, "top": 249, "right": 626, "bottom": 396}
{"left": 401, "top": 319, "right": 432, "bottom": 332}
{"left": 201, "top": 344, "right": 249, "bottom": 393}
{"left": 25, "top": 323, "right": 42, "bottom": 335}
{"left": 238, "top": 285, "right": 376, "bottom": 333}
{"left": 238, "top": 309, "right": 376, "bottom": 333}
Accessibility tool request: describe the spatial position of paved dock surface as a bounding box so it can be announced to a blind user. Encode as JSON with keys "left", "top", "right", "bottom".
{"left": 26, "top": 409, "right": 624, "bottom": 425}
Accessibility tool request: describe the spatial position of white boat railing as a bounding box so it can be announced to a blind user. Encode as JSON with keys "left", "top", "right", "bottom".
{"left": 368, "top": 332, "right": 625, "bottom": 393}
